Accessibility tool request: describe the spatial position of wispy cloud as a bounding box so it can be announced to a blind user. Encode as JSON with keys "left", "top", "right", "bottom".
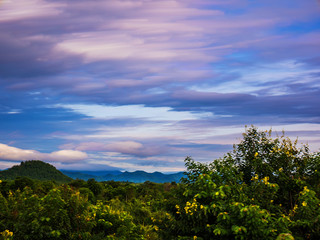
{"left": 0, "top": 0, "right": 319, "bottom": 171}
{"left": 55, "top": 103, "right": 213, "bottom": 121}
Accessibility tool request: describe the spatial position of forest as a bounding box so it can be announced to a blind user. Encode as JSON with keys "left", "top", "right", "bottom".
{"left": 0, "top": 127, "right": 320, "bottom": 240}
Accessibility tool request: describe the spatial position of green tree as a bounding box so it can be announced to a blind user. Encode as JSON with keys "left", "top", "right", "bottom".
{"left": 170, "top": 126, "right": 320, "bottom": 239}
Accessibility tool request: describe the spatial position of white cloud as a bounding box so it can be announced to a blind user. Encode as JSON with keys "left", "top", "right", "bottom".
{"left": 0, "top": 143, "right": 88, "bottom": 163}
{"left": 55, "top": 103, "right": 213, "bottom": 121}
{"left": 193, "top": 60, "right": 320, "bottom": 95}
{"left": 61, "top": 141, "right": 162, "bottom": 157}
{"left": 48, "top": 150, "right": 88, "bottom": 162}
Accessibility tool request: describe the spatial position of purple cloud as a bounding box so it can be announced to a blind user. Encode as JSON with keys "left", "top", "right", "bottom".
{"left": 61, "top": 141, "right": 163, "bottom": 158}
{"left": 0, "top": 0, "right": 319, "bottom": 171}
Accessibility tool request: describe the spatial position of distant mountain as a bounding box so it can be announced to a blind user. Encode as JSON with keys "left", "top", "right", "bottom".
{"left": 104, "top": 171, "right": 184, "bottom": 183}
{"left": 61, "top": 170, "right": 123, "bottom": 181}
{"left": 62, "top": 170, "right": 184, "bottom": 183}
{"left": 61, "top": 171, "right": 104, "bottom": 181}
{"left": 0, "top": 160, "right": 72, "bottom": 183}
{"left": 0, "top": 160, "right": 183, "bottom": 183}
{"left": 79, "top": 170, "right": 122, "bottom": 176}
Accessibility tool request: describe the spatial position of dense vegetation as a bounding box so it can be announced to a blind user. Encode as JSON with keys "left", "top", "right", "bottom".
{"left": 0, "top": 127, "right": 320, "bottom": 239}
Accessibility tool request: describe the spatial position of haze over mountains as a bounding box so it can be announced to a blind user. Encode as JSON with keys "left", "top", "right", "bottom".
{"left": 61, "top": 170, "right": 184, "bottom": 183}
{"left": 0, "top": 160, "right": 184, "bottom": 183}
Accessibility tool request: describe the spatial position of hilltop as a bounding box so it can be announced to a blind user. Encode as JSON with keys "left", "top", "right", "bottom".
{"left": 0, "top": 160, "right": 72, "bottom": 183}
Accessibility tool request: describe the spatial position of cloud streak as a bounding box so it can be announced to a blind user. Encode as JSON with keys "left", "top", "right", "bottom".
{"left": 61, "top": 141, "right": 163, "bottom": 158}
{"left": 0, "top": 0, "right": 319, "bottom": 171}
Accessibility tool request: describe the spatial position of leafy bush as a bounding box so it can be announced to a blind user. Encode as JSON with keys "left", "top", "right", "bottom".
{"left": 169, "top": 126, "right": 320, "bottom": 239}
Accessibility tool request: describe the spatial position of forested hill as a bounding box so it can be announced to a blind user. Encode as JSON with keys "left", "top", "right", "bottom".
{"left": 0, "top": 160, "right": 72, "bottom": 183}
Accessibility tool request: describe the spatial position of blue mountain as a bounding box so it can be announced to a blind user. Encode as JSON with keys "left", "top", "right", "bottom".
{"left": 61, "top": 170, "right": 184, "bottom": 183}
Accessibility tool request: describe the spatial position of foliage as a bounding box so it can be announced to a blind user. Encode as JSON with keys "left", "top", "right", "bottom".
{"left": 171, "top": 126, "right": 320, "bottom": 240}
{"left": 0, "top": 126, "right": 319, "bottom": 239}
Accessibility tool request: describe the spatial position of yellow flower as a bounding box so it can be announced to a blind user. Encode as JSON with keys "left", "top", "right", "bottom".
{"left": 263, "top": 176, "right": 269, "bottom": 185}
{"left": 270, "top": 200, "right": 274, "bottom": 203}
{"left": 302, "top": 201, "right": 307, "bottom": 207}
{"left": 279, "top": 168, "right": 283, "bottom": 172}
{"left": 193, "top": 236, "right": 197, "bottom": 240}
{"left": 254, "top": 152, "right": 259, "bottom": 157}
{"left": 154, "top": 226, "right": 159, "bottom": 231}
{"left": 1, "top": 230, "right": 13, "bottom": 237}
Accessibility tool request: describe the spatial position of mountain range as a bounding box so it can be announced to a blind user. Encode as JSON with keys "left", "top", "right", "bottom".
{"left": 61, "top": 170, "right": 184, "bottom": 183}
{"left": 0, "top": 160, "right": 184, "bottom": 183}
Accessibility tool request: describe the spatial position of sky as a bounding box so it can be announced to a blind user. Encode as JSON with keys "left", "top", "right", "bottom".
{"left": 0, "top": 0, "right": 320, "bottom": 172}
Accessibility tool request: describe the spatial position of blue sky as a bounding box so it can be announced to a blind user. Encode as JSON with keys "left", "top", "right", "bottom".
{"left": 0, "top": 0, "right": 320, "bottom": 172}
